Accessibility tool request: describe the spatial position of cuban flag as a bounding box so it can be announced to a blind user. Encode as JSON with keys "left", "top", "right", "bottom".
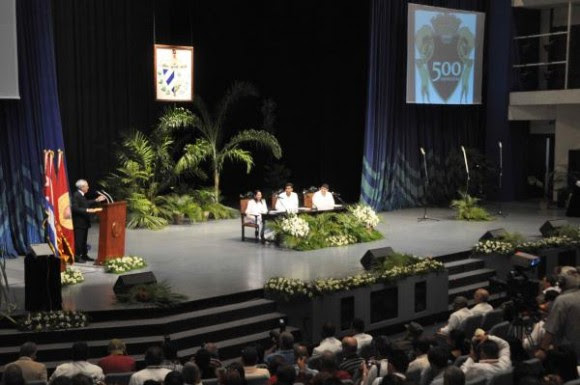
{"left": 43, "top": 150, "right": 59, "bottom": 258}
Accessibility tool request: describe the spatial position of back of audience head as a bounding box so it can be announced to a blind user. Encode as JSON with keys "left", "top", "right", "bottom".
{"left": 71, "top": 374, "right": 93, "bottom": 385}
{"left": 428, "top": 346, "right": 449, "bottom": 370}
{"left": 279, "top": 331, "right": 294, "bottom": 350}
{"left": 452, "top": 296, "right": 468, "bottom": 311}
{"left": 544, "top": 345, "right": 579, "bottom": 383}
{"left": 342, "top": 336, "right": 358, "bottom": 355}
{"left": 165, "top": 371, "right": 185, "bottom": 385}
{"left": 219, "top": 365, "right": 244, "bottom": 385}
{"left": 19, "top": 341, "right": 38, "bottom": 359}
{"left": 352, "top": 318, "right": 365, "bottom": 333}
{"left": 145, "top": 345, "right": 164, "bottom": 366}
{"left": 477, "top": 339, "right": 499, "bottom": 361}
{"left": 474, "top": 288, "right": 489, "bottom": 303}
{"left": 321, "top": 322, "right": 336, "bottom": 339}
{"left": 51, "top": 376, "right": 73, "bottom": 385}
{"left": 108, "top": 339, "right": 127, "bottom": 355}
{"left": 413, "top": 337, "right": 431, "bottom": 356}
{"left": 204, "top": 342, "right": 220, "bottom": 358}
{"left": 72, "top": 342, "right": 89, "bottom": 361}
{"left": 443, "top": 366, "right": 465, "bottom": 385}
{"left": 182, "top": 362, "right": 201, "bottom": 385}
{"left": 241, "top": 346, "right": 259, "bottom": 366}
{"left": 318, "top": 351, "right": 339, "bottom": 373}
{"left": 295, "top": 344, "right": 309, "bottom": 360}
{"left": 3, "top": 365, "right": 25, "bottom": 385}
{"left": 373, "top": 335, "right": 393, "bottom": 359}
{"left": 389, "top": 349, "right": 409, "bottom": 374}
{"left": 276, "top": 365, "right": 297, "bottom": 385}
{"left": 267, "top": 355, "right": 286, "bottom": 378}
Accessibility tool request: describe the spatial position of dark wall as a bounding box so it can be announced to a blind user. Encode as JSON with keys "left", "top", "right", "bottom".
{"left": 52, "top": 0, "right": 370, "bottom": 203}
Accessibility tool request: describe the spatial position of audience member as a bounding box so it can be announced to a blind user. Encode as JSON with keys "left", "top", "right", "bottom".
{"left": 276, "top": 365, "right": 296, "bottom": 385}
{"left": 165, "top": 372, "right": 185, "bottom": 385}
{"left": 460, "top": 335, "right": 511, "bottom": 384}
{"left": 393, "top": 322, "right": 423, "bottom": 357}
{"left": 4, "top": 342, "right": 48, "bottom": 382}
{"left": 223, "top": 363, "right": 246, "bottom": 385}
{"left": 264, "top": 332, "right": 295, "bottom": 365}
{"left": 420, "top": 346, "right": 449, "bottom": 385}
{"left": 385, "top": 349, "right": 410, "bottom": 381}
{"left": 267, "top": 356, "right": 287, "bottom": 385}
{"left": 2, "top": 364, "right": 25, "bottom": 385}
{"left": 443, "top": 366, "right": 465, "bottom": 385}
{"left": 317, "top": 351, "right": 351, "bottom": 380}
{"left": 50, "top": 342, "right": 105, "bottom": 384}
{"left": 447, "top": 330, "right": 470, "bottom": 363}
{"left": 182, "top": 362, "right": 203, "bottom": 385}
{"left": 352, "top": 318, "right": 373, "bottom": 354}
{"left": 338, "top": 336, "right": 364, "bottom": 379}
{"left": 543, "top": 345, "right": 579, "bottom": 384}
{"left": 471, "top": 289, "right": 493, "bottom": 316}
{"left": 241, "top": 346, "right": 269, "bottom": 380}
{"left": 294, "top": 344, "right": 318, "bottom": 383}
{"left": 194, "top": 348, "right": 216, "bottom": 379}
{"left": 439, "top": 297, "right": 472, "bottom": 335}
{"left": 128, "top": 346, "right": 171, "bottom": 385}
{"left": 161, "top": 341, "right": 183, "bottom": 372}
{"left": 97, "top": 339, "right": 136, "bottom": 374}
{"left": 204, "top": 343, "right": 223, "bottom": 369}
{"left": 312, "top": 322, "right": 342, "bottom": 356}
{"left": 407, "top": 338, "right": 431, "bottom": 375}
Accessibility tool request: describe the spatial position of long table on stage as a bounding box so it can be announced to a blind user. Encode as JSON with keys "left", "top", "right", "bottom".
{"left": 260, "top": 205, "right": 346, "bottom": 242}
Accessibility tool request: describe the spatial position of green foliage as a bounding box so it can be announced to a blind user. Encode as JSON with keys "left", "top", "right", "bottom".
{"left": 548, "top": 224, "right": 580, "bottom": 240}
{"left": 126, "top": 192, "right": 168, "bottom": 230}
{"left": 157, "top": 194, "right": 204, "bottom": 222}
{"left": 497, "top": 231, "right": 525, "bottom": 245}
{"left": 378, "top": 252, "right": 421, "bottom": 271}
{"left": 115, "top": 281, "right": 187, "bottom": 308}
{"left": 450, "top": 193, "right": 493, "bottom": 221}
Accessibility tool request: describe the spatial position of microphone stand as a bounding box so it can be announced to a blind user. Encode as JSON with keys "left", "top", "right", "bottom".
{"left": 461, "top": 146, "right": 470, "bottom": 196}
{"left": 497, "top": 142, "right": 506, "bottom": 216}
{"left": 418, "top": 149, "right": 439, "bottom": 222}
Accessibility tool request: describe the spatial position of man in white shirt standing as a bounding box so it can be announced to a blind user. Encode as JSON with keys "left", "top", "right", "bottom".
{"left": 439, "top": 296, "right": 473, "bottom": 335}
{"left": 460, "top": 335, "right": 511, "bottom": 384}
{"left": 470, "top": 289, "right": 493, "bottom": 316}
{"left": 276, "top": 183, "right": 299, "bottom": 213}
{"left": 312, "top": 184, "right": 335, "bottom": 211}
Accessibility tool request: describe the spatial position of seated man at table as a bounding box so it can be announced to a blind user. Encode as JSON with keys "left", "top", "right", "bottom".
{"left": 312, "top": 183, "right": 335, "bottom": 211}
{"left": 275, "top": 183, "right": 299, "bottom": 213}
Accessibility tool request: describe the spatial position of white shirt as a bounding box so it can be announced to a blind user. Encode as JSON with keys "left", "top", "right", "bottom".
{"left": 353, "top": 333, "right": 373, "bottom": 353}
{"left": 312, "top": 337, "right": 342, "bottom": 356}
{"left": 245, "top": 199, "right": 268, "bottom": 218}
{"left": 471, "top": 302, "right": 493, "bottom": 316}
{"left": 407, "top": 354, "right": 430, "bottom": 375}
{"left": 275, "top": 192, "right": 299, "bottom": 213}
{"left": 128, "top": 367, "right": 172, "bottom": 385}
{"left": 50, "top": 361, "right": 105, "bottom": 383}
{"left": 440, "top": 307, "right": 473, "bottom": 335}
{"left": 312, "top": 190, "right": 335, "bottom": 211}
{"left": 460, "top": 336, "right": 511, "bottom": 384}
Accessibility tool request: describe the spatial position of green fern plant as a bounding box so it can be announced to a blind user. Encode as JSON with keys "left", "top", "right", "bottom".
{"left": 450, "top": 192, "right": 493, "bottom": 221}
{"left": 156, "top": 194, "right": 204, "bottom": 222}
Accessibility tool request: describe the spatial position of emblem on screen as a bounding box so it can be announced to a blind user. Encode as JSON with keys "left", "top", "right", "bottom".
{"left": 414, "top": 13, "right": 475, "bottom": 103}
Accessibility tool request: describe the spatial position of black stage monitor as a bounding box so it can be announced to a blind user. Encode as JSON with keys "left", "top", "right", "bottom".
{"left": 539, "top": 219, "right": 568, "bottom": 237}
{"left": 360, "top": 247, "right": 394, "bottom": 270}
{"left": 113, "top": 272, "right": 157, "bottom": 294}
{"left": 25, "top": 243, "right": 62, "bottom": 311}
{"left": 479, "top": 228, "right": 507, "bottom": 242}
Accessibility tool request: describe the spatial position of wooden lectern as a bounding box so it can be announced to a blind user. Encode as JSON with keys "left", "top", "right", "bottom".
{"left": 96, "top": 201, "right": 127, "bottom": 265}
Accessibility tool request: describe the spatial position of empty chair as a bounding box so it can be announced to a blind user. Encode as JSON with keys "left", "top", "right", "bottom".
{"left": 481, "top": 309, "right": 504, "bottom": 331}
{"left": 489, "top": 369, "right": 513, "bottom": 385}
{"left": 488, "top": 321, "right": 510, "bottom": 340}
{"left": 461, "top": 313, "right": 484, "bottom": 339}
{"left": 454, "top": 355, "right": 470, "bottom": 367}
{"left": 104, "top": 372, "right": 134, "bottom": 385}
{"left": 240, "top": 198, "right": 259, "bottom": 242}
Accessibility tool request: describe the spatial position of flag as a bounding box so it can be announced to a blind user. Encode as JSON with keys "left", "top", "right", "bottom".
{"left": 43, "top": 150, "right": 58, "bottom": 257}
{"left": 55, "top": 150, "right": 75, "bottom": 264}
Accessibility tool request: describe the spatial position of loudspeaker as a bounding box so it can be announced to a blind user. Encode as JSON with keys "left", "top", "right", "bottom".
{"left": 113, "top": 272, "right": 157, "bottom": 293}
{"left": 360, "top": 247, "right": 394, "bottom": 270}
{"left": 25, "top": 243, "right": 62, "bottom": 311}
{"left": 540, "top": 219, "right": 568, "bottom": 237}
{"left": 479, "top": 228, "right": 508, "bottom": 242}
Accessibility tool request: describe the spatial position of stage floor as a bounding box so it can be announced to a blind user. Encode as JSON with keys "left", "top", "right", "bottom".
{"left": 3, "top": 201, "right": 578, "bottom": 313}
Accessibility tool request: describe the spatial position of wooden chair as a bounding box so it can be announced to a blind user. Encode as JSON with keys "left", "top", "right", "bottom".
{"left": 271, "top": 193, "right": 278, "bottom": 211}
{"left": 240, "top": 198, "right": 259, "bottom": 242}
{"left": 303, "top": 192, "right": 314, "bottom": 209}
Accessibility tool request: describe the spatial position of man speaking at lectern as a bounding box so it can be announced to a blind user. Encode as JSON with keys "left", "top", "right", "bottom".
{"left": 72, "top": 179, "right": 106, "bottom": 263}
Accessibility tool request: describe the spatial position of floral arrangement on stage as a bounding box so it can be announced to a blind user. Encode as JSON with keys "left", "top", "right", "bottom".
{"left": 474, "top": 227, "right": 580, "bottom": 255}
{"left": 18, "top": 310, "right": 89, "bottom": 332}
{"left": 115, "top": 281, "right": 187, "bottom": 308}
{"left": 271, "top": 205, "right": 383, "bottom": 251}
{"left": 61, "top": 267, "right": 84, "bottom": 286}
{"left": 264, "top": 255, "right": 444, "bottom": 301}
{"left": 104, "top": 256, "right": 147, "bottom": 274}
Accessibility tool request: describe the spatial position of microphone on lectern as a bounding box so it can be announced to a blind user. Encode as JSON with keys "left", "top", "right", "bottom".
{"left": 420, "top": 147, "right": 425, "bottom": 156}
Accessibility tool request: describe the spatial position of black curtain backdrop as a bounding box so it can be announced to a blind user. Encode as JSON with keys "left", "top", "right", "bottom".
{"left": 52, "top": 0, "right": 370, "bottom": 203}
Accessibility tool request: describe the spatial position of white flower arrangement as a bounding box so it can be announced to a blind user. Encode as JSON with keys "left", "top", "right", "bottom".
{"left": 61, "top": 267, "right": 84, "bottom": 286}
{"left": 327, "top": 234, "right": 357, "bottom": 247}
{"left": 279, "top": 214, "right": 310, "bottom": 238}
{"left": 264, "top": 257, "right": 444, "bottom": 300}
{"left": 474, "top": 240, "right": 515, "bottom": 255}
{"left": 104, "top": 255, "right": 147, "bottom": 274}
{"left": 474, "top": 235, "right": 580, "bottom": 255}
{"left": 349, "top": 204, "right": 380, "bottom": 228}
{"left": 18, "top": 310, "right": 88, "bottom": 332}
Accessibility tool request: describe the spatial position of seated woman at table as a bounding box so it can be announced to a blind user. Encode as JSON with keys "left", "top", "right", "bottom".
{"left": 312, "top": 183, "right": 335, "bottom": 211}
{"left": 245, "top": 190, "right": 268, "bottom": 233}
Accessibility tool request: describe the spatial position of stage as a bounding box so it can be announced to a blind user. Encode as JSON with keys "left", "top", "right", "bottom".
{"left": 3, "top": 201, "right": 578, "bottom": 313}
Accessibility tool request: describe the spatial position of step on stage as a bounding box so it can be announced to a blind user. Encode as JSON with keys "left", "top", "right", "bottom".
{"left": 3, "top": 201, "right": 577, "bottom": 313}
